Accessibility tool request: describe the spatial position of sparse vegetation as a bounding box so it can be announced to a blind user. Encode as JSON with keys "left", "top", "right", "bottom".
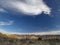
{"left": 0, "top": 33, "right": 60, "bottom": 45}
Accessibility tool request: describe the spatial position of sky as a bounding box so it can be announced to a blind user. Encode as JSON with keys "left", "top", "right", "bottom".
{"left": 0, "top": 0, "right": 60, "bottom": 34}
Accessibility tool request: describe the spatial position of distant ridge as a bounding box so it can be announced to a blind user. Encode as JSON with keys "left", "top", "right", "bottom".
{"left": 4, "top": 31, "right": 60, "bottom": 35}
{"left": 0, "top": 29, "right": 60, "bottom": 35}
{"left": 0, "top": 32, "right": 60, "bottom": 45}
{"left": 0, "top": 30, "right": 60, "bottom": 35}
{"left": 0, "top": 32, "right": 60, "bottom": 40}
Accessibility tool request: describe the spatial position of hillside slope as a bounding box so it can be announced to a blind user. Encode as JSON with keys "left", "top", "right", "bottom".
{"left": 0, "top": 32, "right": 60, "bottom": 45}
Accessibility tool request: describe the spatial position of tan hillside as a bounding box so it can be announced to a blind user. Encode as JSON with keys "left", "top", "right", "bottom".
{"left": 0, "top": 32, "right": 60, "bottom": 45}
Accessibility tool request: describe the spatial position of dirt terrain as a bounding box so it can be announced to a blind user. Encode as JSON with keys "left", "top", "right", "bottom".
{"left": 0, "top": 33, "right": 60, "bottom": 45}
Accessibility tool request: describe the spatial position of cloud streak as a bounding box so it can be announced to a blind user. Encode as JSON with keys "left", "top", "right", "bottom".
{"left": 0, "top": 21, "right": 13, "bottom": 25}
{"left": 0, "top": 29, "right": 9, "bottom": 34}
{"left": 0, "top": 26, "right": 60, "bottom": 35}
{"left": 0, "top": 8, "right": 7, "bottom": 13}
{"left": 0, "top": 29, "right": 60, "bottom": 35}
{"left": 0, "top": 0, "right": 51, "bottom": 15}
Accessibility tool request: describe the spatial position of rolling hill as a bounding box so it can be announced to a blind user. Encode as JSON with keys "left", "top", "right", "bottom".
{"left": 0, "top": 32, "right": 60, "bottom": 45}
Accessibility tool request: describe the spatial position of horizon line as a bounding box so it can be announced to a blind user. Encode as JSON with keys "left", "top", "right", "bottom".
{"left": 0, "top": 29, "right": 60, "bottom": 35}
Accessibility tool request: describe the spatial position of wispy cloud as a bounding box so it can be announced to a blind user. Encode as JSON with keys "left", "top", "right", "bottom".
{"left": 1, "top": 30, "right": 60, "bottom": 35}
{"left": 13, "top": 30, "right": 60, "bottom": 35}
{"left": 33, "top": 30, "right": 60, "bottom": 35}
{"left": 0, "top": 29, "right": 60, "bottom": 35}
{"left": 0, "top": 0, "right": 51, "bottom": 15}
{"left": 0, "top": 29, "right": 8, "bottom": 34}
{"left": 0, "top": 8, "right": 7, "bottom": 13}
{"left": 0, "top": 29, "right": 13, "bottom": 34}
{"left": 0, "top": 21, "right": 14, "bottom": 25}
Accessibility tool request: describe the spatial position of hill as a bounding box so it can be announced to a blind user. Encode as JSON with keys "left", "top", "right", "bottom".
{"left": 0, "top": 32, "right": 60, "bottom": 45}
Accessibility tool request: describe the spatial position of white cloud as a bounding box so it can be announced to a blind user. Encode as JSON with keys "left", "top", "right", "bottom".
{"left": 0, "top": 0, "right": 51, "bottom": 15}
{"left": 0, "top": 21, "right": 13, "bottom": 25}
{"left": 0, "top": 29, "right": 60, "bottom": 35}
{"left": 0, "top": 8, "right": 7, "bottom": 13}
{"left": 0, "top": 29, "right": 9, "bottom": 34}
{"left": 0, "top": 29, "right": 13, "bottom": 34}
{"left": 4, "top": 30, "right": 60, "bottom": 35}
{"left": 33, "top": 30, "right": 60, "bottom": 35}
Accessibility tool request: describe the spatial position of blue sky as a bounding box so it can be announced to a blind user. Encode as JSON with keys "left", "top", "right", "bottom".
{"left": 0, "top": 0, "right": 60, "bottom": 34}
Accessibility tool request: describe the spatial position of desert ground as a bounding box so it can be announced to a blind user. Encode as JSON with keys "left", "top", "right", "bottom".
{"left": 0, "top": 33, "right": 60, "bottom": 45}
